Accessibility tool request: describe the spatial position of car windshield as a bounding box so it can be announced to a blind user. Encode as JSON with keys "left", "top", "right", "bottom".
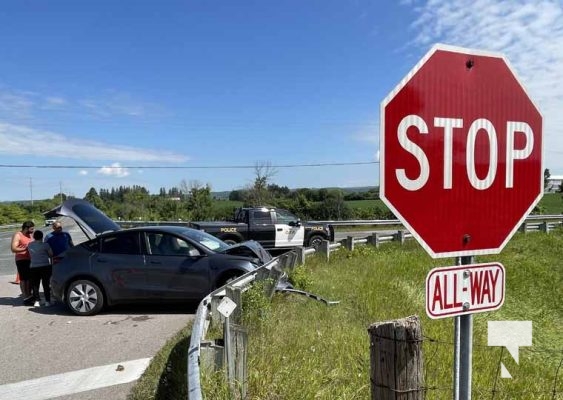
{"left": 180, "top": 228, "right": 230, "bottom": 252}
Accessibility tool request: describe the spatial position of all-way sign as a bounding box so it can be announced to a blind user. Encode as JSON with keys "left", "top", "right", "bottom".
{"left": 426, "top": 262, "right": 505, "bottom": 319}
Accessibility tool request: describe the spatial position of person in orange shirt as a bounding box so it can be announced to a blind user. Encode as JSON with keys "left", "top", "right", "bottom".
{"left": 10, "top": 221, "right": 35, "bottom": 304}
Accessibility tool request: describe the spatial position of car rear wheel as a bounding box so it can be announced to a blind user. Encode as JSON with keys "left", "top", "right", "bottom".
{"left": 222, "top": 238, "right": 238, "bottom": 246}
{"left": 66, "top": 279, "right": 104, "bottom": 316}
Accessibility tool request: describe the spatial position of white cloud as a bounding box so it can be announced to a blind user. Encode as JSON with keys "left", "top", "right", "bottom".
{"left": 43, "top": 96, "right": 67, "bottom": 108}
{"left": 407, "top": 0, "right": 563, "bottom": 173}
{"left": 78, "top": 91, "right": 166, "bottom": 118}
{"left": 79, "top": 170, "right": 88, "bottom": 176}
{"left": 98, "top": 162, "right": 130, "bottom": 178}
{"left": 0, "top": 122, "right": 188, "bottom": 162}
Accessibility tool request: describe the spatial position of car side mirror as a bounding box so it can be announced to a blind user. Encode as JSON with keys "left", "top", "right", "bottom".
{"left": 289, "top": 219, "right": 301, "bottom": 227}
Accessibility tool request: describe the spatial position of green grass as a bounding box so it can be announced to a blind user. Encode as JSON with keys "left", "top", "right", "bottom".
{"left": 212, "top": 200, "right": 243, "bottom": 211}
{"left": 344, "top": 194, "right": 563, "bottom": 216}
{"left": 538, "top": 192, "right": 563, "bottom": 214}
{"left": 127, "top": 323, "right": 193, "bottom": 400}
{"left": 344, "top": 199, "right": 388, "bottom": 210}
{"left": 203, "top": 229, "right": 563, "bottom": 399}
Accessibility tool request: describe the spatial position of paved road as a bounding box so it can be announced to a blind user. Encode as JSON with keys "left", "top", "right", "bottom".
{"left": 0, "top": 218, "right": 194, "bottom": 400}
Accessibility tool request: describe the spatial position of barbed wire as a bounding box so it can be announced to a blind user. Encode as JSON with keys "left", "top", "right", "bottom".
{"left": 415, "top": 335, "right": 563, "bottom": 399}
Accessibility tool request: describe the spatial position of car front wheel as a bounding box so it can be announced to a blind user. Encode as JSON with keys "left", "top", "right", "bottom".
{"left": 66, "top": 279, "right": 104, "bottom": 316}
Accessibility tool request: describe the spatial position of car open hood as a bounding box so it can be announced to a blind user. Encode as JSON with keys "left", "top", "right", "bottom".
{"left": 44, "top": 199, "right": 122, "bottom": 240}
{"left": 218, "top": 240, "right": 272, "bottom": 264}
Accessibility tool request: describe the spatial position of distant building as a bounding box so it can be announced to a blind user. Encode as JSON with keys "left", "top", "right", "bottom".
{"left": 546, "top": 175, "right": 563, "bottom": 192}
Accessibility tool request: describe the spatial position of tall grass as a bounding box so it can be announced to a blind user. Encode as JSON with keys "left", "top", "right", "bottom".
{"left": 203, "top": 229, "right": 563, "bottom": 399}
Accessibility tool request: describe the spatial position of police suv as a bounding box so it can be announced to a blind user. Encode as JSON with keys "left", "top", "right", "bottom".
{"left": 189, "top": 207, "right": 334, "bottom": 250}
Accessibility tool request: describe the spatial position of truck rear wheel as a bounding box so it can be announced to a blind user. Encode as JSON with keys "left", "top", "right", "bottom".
{"left": 307, "top": 235, "right": 324, "bottom": 249}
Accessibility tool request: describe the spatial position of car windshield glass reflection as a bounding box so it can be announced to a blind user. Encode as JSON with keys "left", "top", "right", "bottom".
{"left": 180, "top": 228, "right": 230, "bottom": 252}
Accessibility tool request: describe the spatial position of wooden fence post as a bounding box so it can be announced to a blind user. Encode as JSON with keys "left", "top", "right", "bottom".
{"left": 368, "top": 315, "right": 424, "bottom": 400}
{"left": 519, "top": 221, "right": 527, "bottom": 233}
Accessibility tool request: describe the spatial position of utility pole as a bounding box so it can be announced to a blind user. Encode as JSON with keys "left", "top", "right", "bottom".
{"left": 29, "top": 177, "right": 33, "bottom": 207}
{"left": 59, "top": 181, "right": 63, "bottom": 204}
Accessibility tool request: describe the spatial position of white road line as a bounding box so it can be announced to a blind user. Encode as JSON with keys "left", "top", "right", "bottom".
{"left": 0, "top": 358, "right": 151, "bottom": 400}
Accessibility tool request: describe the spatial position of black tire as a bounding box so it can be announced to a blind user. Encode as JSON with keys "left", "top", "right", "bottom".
{"left": 222, "top": 238, "right": 239, "bottom": 246}
{"left": 66, "top": 279, "right": 104, "bottom": 316}
{"left": 307, "top": 234, "right": 324, "bottom": 249}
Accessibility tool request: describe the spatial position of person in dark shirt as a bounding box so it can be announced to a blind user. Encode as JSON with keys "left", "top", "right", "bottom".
{"left": 44, "top": 221, "right": 74, "bottom": 263}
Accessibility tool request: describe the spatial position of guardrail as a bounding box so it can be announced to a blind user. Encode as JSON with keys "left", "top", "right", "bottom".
{"left": 116, "top": 214, "right": 563, "bottom": 230}
{"left": 187, "top": 255, "right": 292, "bottom": 399}
{"left": 186, "top": 220, "right": 562, "bottom": 398}
{"left": 186, "top": 230, "right": 415, "bottom": 399}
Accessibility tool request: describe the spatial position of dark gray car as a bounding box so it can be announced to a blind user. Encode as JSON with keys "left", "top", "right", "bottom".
{"left": 47, "top": 199, "right": 272, "bottom": 316}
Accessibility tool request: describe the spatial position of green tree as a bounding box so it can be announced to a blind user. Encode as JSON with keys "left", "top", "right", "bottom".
{"left": 544, "top": 168, "right": 551, "bottom": 190}
{"left": 244, "top": 161, "right": 277, "bottom": 206}
{"left": 84, "top": 187, "right": 105, "bottom": 210}
{"left": 186, "top": 181, "right": 213, "bottom": 221}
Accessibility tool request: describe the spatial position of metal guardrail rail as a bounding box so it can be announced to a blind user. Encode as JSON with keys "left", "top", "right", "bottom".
{"left": 113, "top": 214, "right": 563, "bottom": 229}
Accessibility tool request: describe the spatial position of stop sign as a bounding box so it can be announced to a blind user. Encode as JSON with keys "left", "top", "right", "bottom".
{"left": 380, "top": 44, "right": 542, "bottom": 258}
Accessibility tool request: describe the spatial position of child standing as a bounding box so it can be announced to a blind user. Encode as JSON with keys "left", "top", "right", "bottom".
{"left": 28, "top": 230, "right": 53, "bottom": 307}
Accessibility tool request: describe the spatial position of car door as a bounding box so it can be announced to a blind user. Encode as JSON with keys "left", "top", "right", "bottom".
{"left": 143, "top": 231, "right": 212, "bottom": 300}
{"left": 248, "top": 209, "right": 276, "bottom": 248}
{"left": 94, "top": 231, "right": 146, "bottom": 301}
{"left": 273, "top": 209, "right": 305, "bottom": 247}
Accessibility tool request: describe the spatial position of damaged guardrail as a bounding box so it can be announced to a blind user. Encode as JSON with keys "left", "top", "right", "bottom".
{"left": 187, "top": 219, "right": 561, "bottom": 399}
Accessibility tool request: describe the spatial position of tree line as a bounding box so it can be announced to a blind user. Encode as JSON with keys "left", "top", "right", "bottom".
{"left": 3, "top": 166, "right": 559, "bottom": 225}
{"left": 0, "top": 181, "right": 391, "bottom": 225}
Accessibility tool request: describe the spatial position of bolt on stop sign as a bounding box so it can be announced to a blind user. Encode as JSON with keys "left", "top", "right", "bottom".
{"left": 380, "top": 44, "right": 543, "bottom": 258}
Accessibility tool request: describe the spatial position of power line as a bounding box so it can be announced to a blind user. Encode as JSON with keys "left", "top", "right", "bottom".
{"left": 0, "top": 161, "right": 379, "bottom": 170}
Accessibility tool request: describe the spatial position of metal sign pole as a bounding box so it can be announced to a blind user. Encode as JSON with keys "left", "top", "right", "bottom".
{"left": 453, "top": 255, "right": 474, "bottom": 400}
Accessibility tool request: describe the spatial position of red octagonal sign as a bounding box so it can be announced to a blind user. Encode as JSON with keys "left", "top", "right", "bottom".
{"left": 380, "top": 44, "right": 543, "bottom": 258}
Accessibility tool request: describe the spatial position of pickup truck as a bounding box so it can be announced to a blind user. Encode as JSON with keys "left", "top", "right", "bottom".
{"left": 189, "top": 207, "right": 334, "bottom": 250}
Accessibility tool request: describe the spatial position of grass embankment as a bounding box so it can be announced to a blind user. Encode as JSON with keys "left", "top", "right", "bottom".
{"left": 204, "top": 230, "right": 563, "bottom": 399}
{"left": 127, "top": 324, "right": 192, "bottom": 400}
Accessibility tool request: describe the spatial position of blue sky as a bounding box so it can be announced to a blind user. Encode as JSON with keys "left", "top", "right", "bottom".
{"left": 1, "top": 0, "right": 562, "bottom": 201}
